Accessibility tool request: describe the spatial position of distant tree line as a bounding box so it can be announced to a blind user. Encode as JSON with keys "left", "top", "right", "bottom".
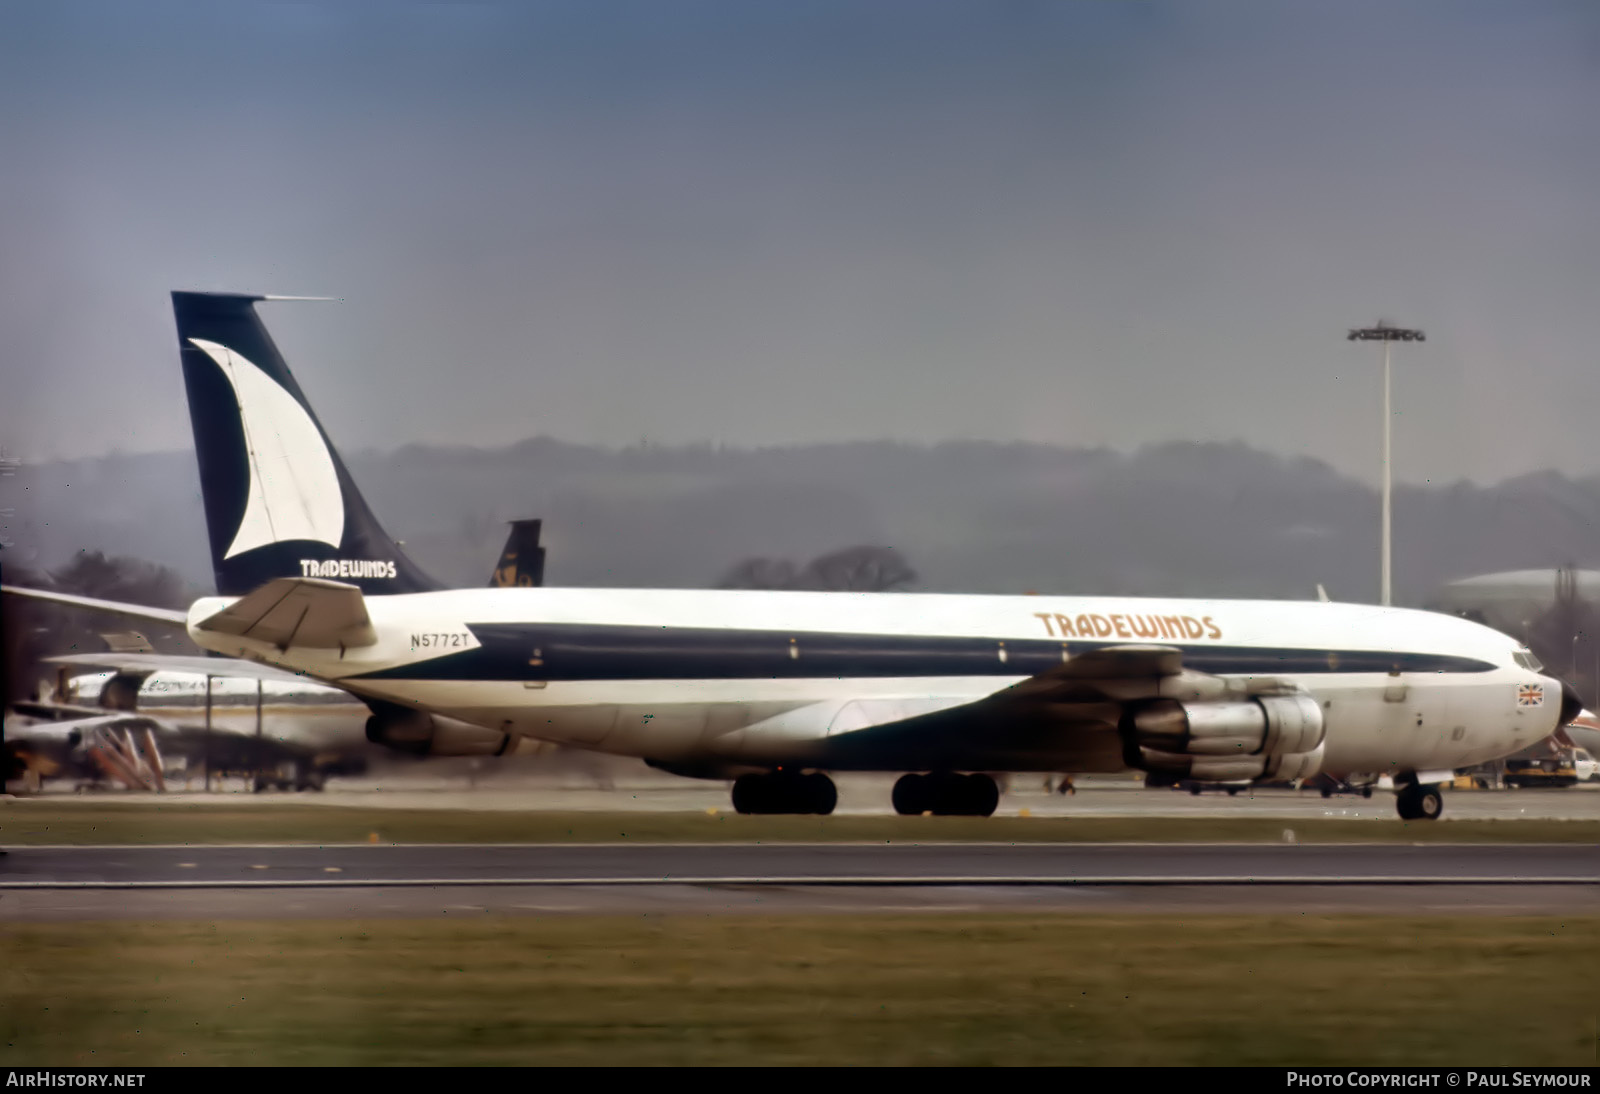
{"left": 1, "top": 549, "right": 198, "bottom": 706}
{"left": 716, "top": 546, "right": 918, "bottom": 592}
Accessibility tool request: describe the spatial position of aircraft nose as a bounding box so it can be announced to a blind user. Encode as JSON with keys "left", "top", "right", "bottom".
{"left": 1556, "top": 678, "right": 1585, "bottom": 727}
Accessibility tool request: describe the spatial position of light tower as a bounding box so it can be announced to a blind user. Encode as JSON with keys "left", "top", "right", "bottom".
{"left": 1347, "top": 320, "right": 1424, "bottom": 607}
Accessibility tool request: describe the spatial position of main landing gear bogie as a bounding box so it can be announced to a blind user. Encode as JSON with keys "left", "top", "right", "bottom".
{"left": 731, "top": 770, "right": 837, "bottom": 815}
{"left": 1395, "top": 781, "right": 1443, "bottom": 821}
{"left": 892, "top": 772, "right": 1000, "bottom": 817}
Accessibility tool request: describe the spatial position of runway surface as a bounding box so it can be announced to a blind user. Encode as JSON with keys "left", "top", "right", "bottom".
{"left": 2, "top": 843, "right": 1594, "bottom": 919}
{"left": 3, "top": 842, "right": 1597, "bottom": 886}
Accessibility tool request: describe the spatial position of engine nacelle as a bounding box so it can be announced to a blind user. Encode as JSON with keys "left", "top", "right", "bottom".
{"left": 364, "top": 702, "right": 513, "bottom": 758}
{"left": 1124, "top": 693, "right": 1325, "bottom": 782}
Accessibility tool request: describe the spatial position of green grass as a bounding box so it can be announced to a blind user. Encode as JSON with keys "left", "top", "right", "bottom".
{"left": 4, "top": 800, "right": 1600, "bottom": 845}
{"left": 1, "top": 915, "right": 1596, "bottom": 1065}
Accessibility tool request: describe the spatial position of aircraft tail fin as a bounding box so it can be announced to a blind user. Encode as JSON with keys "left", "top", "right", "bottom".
{"left": 172, "top": 291, "right": 442, "bottom": 597}
{"left": 489, "top": 519, "right": 545, "bottom": 587}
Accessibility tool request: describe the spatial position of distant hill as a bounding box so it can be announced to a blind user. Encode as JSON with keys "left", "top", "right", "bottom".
{"left": 6, "top": 438, "right": 1600, "bottom": 606}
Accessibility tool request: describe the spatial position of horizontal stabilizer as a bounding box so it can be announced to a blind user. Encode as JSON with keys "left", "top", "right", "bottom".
{"left": 1, "top": 585, "right": 188, "bottom": 628}
{"left": 197, "top": 577, "right": 377, "bottom": 650}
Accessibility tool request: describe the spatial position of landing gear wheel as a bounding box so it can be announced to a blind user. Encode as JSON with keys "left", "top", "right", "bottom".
{"left": 1320, "top": 786, "right": 1333, "bottom": 799}
{"left": 732, "top": 774, "right": 763, "bottom": 815}
{"left": 1396, "top": 783, "right": 1443, "bottom": 821}
{"left": 805, "top": 772, "right": 837, "bottom": 816}
{"left": 963, "top": 773, "right": 999, "bottom": 817}
{"left": 893, "top": 772, "right": 998, "bottom": 816}
{"left": 892, "top": 773, "right": 927, "bottom": 816}
{"left": 731, "top": 771, "right": 838, "bottom": 815}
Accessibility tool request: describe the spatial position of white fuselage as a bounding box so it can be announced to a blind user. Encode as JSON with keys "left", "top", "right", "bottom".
{"left": 185, "top": 587, "right": 1563, "bottom": 778}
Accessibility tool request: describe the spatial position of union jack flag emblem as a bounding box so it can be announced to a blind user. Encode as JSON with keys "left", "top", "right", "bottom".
{"left": 1517, "top": 684, "right": 1544, "bottom": 707}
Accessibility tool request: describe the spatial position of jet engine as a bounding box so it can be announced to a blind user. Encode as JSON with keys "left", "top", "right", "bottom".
{"left": 1124, "top": 693, "right": 1325, "bottom": 782}
{"left": 363, "top": 702, "right": 513, "bottom": 758}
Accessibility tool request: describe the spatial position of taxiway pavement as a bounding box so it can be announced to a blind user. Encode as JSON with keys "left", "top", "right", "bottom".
{"left": 16, "top": 778, "right": 1600, "bottom": 820}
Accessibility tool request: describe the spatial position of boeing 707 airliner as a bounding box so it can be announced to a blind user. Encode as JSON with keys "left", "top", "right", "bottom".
{"left": 4, "top": 292, "right": 1577, "bottom": 819}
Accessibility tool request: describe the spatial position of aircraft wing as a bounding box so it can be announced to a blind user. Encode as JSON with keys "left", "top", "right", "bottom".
{"left": 4, "top": 578, "right": 378, "bottom": 650}
{"left": 12, "top": 708, "right": 309, "bottom": 754}
{"left": 0, "top": 585, "right": 188, "bottom": 628}
{"left": 820, "top": 643, "right": 1296, "bottom": 774}
{"left": 43, "top": 651, "right": 323, "bottom": 683}
{"left": 10, "top": 711, "right": 176, "bottom": 737}
{"left": 997, "top": 643, "right": 1187, "bottom": 700}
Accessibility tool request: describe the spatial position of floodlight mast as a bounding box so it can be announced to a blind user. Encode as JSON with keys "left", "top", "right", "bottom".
{"left": 1346, "top": 322, "right": 1425, "bottom": 607}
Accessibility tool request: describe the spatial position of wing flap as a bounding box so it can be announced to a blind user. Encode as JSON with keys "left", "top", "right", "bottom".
{"left": 196, "top": 577, "right": 377, "bottom": 649}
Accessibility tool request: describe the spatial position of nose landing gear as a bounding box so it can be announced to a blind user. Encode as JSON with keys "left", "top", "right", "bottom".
{"left": 731, "top": 770, "right": 837, "bottom": 815}
{"left": 1395, "top": 781, "right": 1443, "bottom": 821}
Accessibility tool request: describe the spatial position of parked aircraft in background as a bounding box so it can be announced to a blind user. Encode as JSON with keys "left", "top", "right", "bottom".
{"left": 490, "top": 520, "right": 545, "bottom": 588}
{"left": 1428, "top": 568, "right": 1600, "bottom": 636}
{"left": 5, "top": 517, "right": 553, "bottom": 794}
{"left": 7, "top": 672, "right": 370, "bottom": 793}
{"left": 3, "top": 292, "right": 1579, "bottom": 820}
{"left": 4, "top": 711, "right": 170, "bottom": 792}
{"left": 1561, "top": 709, "right": 1600, "bottom": 756}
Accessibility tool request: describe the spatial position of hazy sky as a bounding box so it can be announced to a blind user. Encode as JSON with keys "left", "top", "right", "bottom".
{"left": 2, "top": 1, "right": 1596, "bottom": 485}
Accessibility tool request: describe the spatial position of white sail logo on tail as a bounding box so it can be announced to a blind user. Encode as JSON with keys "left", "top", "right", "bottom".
{"left": 188, "top": 338, "right": 345, "bottom": 559}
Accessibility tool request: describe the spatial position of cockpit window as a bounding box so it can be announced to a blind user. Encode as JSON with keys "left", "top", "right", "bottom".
{"left": 1513, "top": 649, "right": 1544, "bottom": 671}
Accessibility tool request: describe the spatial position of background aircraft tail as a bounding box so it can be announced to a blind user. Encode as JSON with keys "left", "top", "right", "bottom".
{"left": 489, "top": 519, "right": 545, "bottom": 587}
{"left": 172, "top": 291, "right": 441, "bottom": 596}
